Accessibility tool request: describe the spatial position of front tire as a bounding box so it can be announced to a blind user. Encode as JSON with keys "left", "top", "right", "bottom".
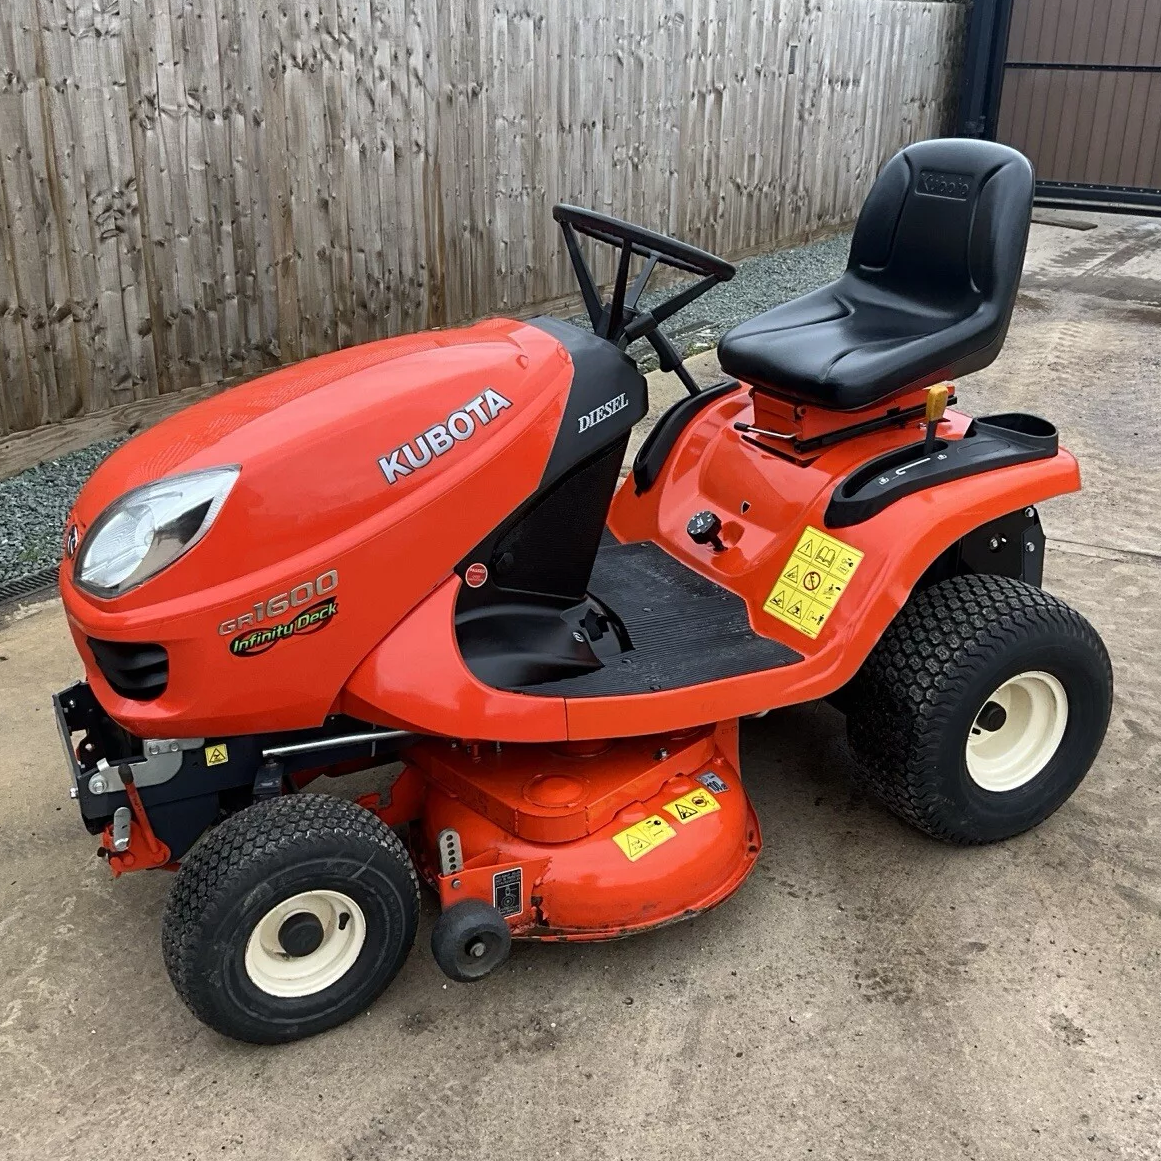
{"left": 846, "top": 574, "right": 1112, "bottom": 844}
{"left": 162, "top": 794, "right": 419, "bottom": 1044}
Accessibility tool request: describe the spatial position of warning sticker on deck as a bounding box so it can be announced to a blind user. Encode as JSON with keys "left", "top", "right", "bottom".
{"left": 697, "top": 771, "right": 730, "bottom": 794}
{"left": 764, "top": 526, "right": 864, "bottom": 640}
{"left": 493, "top": 867, "right": 523, "bottom": 917}
{"left": 612, "top": 815, "right": 677, "bottom": 862}
{"left": 663, "top": 788, "right": 721, "bottom": 824}
{"left": 205, "top": 743, "right": 229, "bottom": 766}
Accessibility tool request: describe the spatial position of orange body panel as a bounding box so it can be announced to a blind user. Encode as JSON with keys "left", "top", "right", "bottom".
{"left": 749, "top": 383, "right": 934, "bottom": 453}
{"left": 589, "top": 388, "right": 1080, "bottom": 735}
{"left": 340, "top": 575, "right": 570, "bottom": 740}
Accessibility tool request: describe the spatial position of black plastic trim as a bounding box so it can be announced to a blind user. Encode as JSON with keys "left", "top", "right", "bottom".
{"left": 824, "top": 413, "right": 1058, "bottom": 529}
{"left": 456, "top": 437, "right": 629, "bottom": 610}
{"left": 528, "top": 316, "right": 647, "bottom": 487}
{"left": 633, "top": 379, "right": 738, "bottom": 492}
{"left": 516, "top": 540, "right": 802, "bottom": 698}
{"left": 87, "top": 638, "right": 169, "bottom": 700}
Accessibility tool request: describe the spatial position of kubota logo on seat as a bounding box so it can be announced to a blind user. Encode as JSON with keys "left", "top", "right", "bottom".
{"left": 378, "top": 389, "right": 512, "bottom": 485}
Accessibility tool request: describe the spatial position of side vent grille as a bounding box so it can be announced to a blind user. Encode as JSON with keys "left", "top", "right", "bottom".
{"left": 87, "top": 639, "right": 169, "bottom": 701}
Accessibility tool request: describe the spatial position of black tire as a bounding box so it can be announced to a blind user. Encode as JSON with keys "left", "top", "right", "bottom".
{"left": 431, "top": 900, "right": 512, "bottom": 982}
{"left": 846, "top": 574, "right": 1112, "bottom": 844}
{"left": 162, "top": 793, "right": 419, "bottom": 1044}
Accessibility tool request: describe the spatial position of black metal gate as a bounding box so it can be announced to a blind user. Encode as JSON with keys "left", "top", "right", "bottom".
{"left": 959, "top": 0, "right": 1161, "bottom": 211}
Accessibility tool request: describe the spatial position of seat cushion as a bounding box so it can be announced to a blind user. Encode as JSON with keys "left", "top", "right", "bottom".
{"left": 718, "top": 277, "right": 997, "bottom": 411}
{"left": 717, "top": 138, "right": 1034, "bottom": 411}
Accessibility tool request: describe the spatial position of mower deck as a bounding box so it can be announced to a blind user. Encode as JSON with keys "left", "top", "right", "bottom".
{"left": 520, "top": 540, "right": 801, "bottom": 696}
{"left": 395, "top": 721, "right": 762, "bottom": 940}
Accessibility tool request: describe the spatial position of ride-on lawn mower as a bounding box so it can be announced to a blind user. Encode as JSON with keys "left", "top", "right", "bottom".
{"left": 53, "top": 139, "right": 1112, "bottom": 1043}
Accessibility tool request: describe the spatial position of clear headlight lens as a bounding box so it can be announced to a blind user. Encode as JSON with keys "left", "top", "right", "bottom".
{"left": 75, "top": 466, "right": 239, "bottom": 599}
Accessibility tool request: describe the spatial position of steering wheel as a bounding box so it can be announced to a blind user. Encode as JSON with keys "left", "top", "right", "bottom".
{"left": 553, "top": 205, "right": 735, "bottom": 282}
{"left": 552, "top": 205, "right": 735, "bottom": 393}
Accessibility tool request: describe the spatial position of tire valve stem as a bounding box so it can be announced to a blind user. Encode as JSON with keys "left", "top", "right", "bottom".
{"left": 338, "top": 912, "right": 350, "bottom": 931}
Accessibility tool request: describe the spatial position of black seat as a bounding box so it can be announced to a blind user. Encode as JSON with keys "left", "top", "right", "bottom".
{"left": 717, "top": 139, "right": 1035, "bottom": 411}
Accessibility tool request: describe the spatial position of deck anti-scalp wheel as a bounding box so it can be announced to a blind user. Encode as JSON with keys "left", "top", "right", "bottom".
{"left": 431, "top": 899, "right": 512, "bottom": 982}
{"left": 846, "top": 573, "right": 1112, "bottom": 844}
{"left": 162, "top": 793, "right": 419, "bottom": 1043}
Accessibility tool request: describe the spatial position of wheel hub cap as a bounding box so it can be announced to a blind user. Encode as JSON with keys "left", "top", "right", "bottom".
{"left": 975, "top": 700, "right": 1008, "bottom": 733}
{"left": 966, "top": 670, "right": 1068, "bottom": 792}
{"left": 277, "top": 911, "right": 325, "bottom": 958}
{"left": 244, "top": 889, "right": 367, "bottom": 998}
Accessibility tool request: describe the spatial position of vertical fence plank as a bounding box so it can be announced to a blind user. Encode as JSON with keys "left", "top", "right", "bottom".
{"left": 35, "top": 0, "right": 97, "bottom": 418}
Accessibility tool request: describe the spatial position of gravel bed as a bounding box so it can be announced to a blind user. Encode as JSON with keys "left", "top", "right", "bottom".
{"left": 0, "top": 438, "right": 128, "bottom": 590}
{"left": 0, "top": 230, "right": 852, "bottom": 588}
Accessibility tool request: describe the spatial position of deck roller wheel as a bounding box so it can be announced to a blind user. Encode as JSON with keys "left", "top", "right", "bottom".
{"left": 431, "top": 899, "right": 512, "bottom": 982}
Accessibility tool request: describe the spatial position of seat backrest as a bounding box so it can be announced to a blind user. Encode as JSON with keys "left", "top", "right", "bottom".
{"left": 849, "top": 138, "right": 1034, "bottom": 316}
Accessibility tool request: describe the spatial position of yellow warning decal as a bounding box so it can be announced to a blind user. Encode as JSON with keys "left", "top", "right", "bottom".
{"left": 663, "top": 787, "right": 721, "bottom": 824}
{"left": 205, "top": 743, "right": 229, "bottom": 766}
{"left": 612, "top": 815, "right": 677, "bottom": 862}
{"left": 764, "top": 525, "right": 864, "bottom": 640}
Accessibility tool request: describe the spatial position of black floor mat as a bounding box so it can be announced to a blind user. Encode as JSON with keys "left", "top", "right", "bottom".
{"left": 521, "top": 541, "right": 801, "bottom": 697}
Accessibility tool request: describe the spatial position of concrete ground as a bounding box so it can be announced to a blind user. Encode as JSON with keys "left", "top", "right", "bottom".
{"left": 1, "top": 211, "right": 1159, "bottom": 1160}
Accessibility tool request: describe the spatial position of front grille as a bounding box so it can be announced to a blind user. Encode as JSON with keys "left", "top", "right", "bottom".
{"left": 87, "top": 638, "right": 169, "bottom": 700}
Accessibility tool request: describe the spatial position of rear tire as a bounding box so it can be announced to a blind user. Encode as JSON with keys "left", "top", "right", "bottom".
{"left": 162, "top": 794, "right": 419, "bottom": 1043}
{"left": 846, "top": 574, "right": 1112, "bottom": 844}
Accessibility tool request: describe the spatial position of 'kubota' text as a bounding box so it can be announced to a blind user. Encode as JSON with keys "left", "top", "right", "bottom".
{"left": 378, "top": 389, "right": 512, "bottom": 485}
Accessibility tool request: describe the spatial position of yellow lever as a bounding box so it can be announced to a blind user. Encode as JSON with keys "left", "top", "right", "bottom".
{"left": 923, "top": 383, "right": 950, "bottom": 453}
{"left": 926, "top": 383, "right": 950, "bottom": 424}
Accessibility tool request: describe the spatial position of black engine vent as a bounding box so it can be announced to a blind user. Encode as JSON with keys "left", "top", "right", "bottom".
{"left": 87, "top": 638, "right": 169, "bottom": 700}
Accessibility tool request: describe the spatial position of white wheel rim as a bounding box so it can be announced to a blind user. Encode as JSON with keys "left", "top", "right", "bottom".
{"left": 244, "top": 889, "right": 366, "bottom": 998}
{"left": 965, "top": 670, "right": 1069, "bottom": 792}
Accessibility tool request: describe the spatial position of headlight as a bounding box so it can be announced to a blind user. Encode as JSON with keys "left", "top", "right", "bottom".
{"left": 75, "top": 466, "right": 239, "bottom": 598}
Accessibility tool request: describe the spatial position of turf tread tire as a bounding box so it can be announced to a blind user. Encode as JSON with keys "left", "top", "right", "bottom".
{"left": 162, "top": 793, "right": 419, "bottom": 1043}
{"left": 846, "top": 574, "right": 1112, "bottom": 844}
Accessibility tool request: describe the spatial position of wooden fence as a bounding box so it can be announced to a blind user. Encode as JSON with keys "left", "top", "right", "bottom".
{"left": 0, "top": 0, "right": 965, "bottom": 461}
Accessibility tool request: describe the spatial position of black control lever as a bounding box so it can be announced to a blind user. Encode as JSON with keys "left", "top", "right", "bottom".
{"left": 645, "top": 330, "right": 702, "bottom": 397}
